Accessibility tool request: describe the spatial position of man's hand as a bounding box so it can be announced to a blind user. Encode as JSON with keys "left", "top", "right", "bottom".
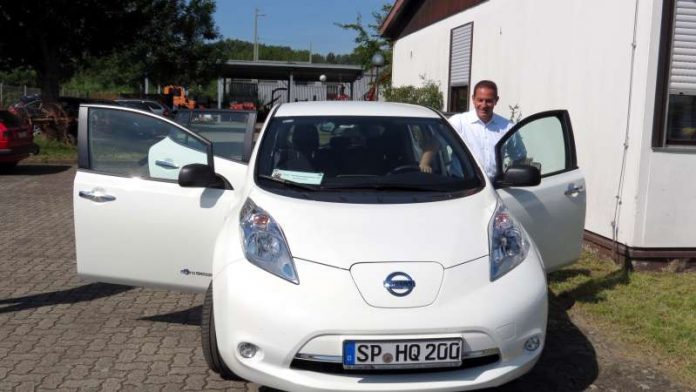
{"left": 419, "top": 162, "right": 432, "bottom": 173}
{"left": 419, "top": 149, "right": 435, "bottom": 173}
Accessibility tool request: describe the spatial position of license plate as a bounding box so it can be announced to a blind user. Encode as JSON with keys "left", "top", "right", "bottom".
{"left": 343, "top": 339, "right": 463, "bottom": 370}
{"left": 17, "top": 131, "right": 28, "bottom": 138}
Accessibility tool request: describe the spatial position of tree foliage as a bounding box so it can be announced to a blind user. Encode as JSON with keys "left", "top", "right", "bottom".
{"left": 336, "top": 2, "right": 393, "bottom": 91}
{"left": 214, "top": 39, "right": 357, "bottom": 64}
{"left": 0, "top": 68, "right": 36, "bottom": 86}
{"left": 0, "top": 0, "right": 220, "bottom": 102}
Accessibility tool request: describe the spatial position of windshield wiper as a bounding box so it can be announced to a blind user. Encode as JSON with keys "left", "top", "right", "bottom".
{"left": 321, "top": 183, "right": 449, "bottom": 192}
{"left": 257, "top": 174, "right": 322, "bottom": 191}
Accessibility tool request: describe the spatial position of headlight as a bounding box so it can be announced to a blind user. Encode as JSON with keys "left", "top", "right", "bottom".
{"left": 488, "top": 201, "right": 530, "bottom": 281}
{"left": 239, "top": 198, "right": 299, "bottom": 284}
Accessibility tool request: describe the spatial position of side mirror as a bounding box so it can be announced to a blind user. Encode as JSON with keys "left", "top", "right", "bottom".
{"left": 495, "top": 165, "right": 541, "bottom": 188}
{"left": 178, "top": 163, "right": 230, "bottom": 189}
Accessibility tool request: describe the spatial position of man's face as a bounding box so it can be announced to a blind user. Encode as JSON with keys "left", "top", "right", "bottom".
{"left": 472, "top": 87, "right": 498, "bottom": 123}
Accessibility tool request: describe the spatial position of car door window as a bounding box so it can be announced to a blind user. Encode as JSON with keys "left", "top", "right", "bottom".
{"left": 187, "top": 111, "right": 256, "bottom": 162}
{"left": 88, "top": 107, "right": 207, "bottom": 181}
{"left": 499, "top": 115, "right": 570, "bottom": 177}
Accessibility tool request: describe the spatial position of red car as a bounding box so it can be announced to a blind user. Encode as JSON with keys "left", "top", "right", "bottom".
{"left": 0, "top": 110, "right": 39, "bottom": 168}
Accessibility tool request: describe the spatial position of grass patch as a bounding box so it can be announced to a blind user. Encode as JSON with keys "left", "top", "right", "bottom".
{"left": 26, "top": 134, "right": 77, "bottom": 163}
{"left": 549, "top": 251, "right": 696, "bottom": 385}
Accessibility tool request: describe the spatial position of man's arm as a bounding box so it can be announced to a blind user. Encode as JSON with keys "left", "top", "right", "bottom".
{"left": 419, "top": 149, "right": 435, "bottom": 173}
{"left": 506, "top": 132, "right": 527, "bottom": 162}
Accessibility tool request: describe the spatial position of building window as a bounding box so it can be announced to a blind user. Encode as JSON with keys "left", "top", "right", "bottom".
{"left": 449, "top": 23, "right": 473, "bottom": 113}
{"left": 450, "top": 86, "right": 469, "bottom": 113}
{"left": 654, "top": 0, "right": 696, "bottom": 147}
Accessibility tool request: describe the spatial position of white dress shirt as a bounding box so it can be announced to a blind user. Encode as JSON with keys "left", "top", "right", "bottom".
{"left": 448, "top": 110, "right": 514, "bottom": 179}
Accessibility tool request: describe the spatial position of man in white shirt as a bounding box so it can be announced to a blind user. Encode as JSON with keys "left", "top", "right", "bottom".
{"left": 447, "top": 80, "right": 525, "bottom": 179}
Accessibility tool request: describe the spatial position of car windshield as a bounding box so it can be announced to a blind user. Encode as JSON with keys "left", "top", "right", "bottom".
{"left": 175, "top": 110, "right": 252, "bottom": 161}
{"left": 255, "top": 116, "right": 484, "bottom": 202}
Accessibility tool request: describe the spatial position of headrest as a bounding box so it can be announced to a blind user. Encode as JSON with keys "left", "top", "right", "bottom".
{"left": 291, "top": 123, "right": 319, "bottom": 151}
{"left": 330, "top": 136, "right": 350, "bottom": 150}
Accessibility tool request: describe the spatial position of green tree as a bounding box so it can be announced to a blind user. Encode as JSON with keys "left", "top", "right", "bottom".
{"left": 0, "top": 68, "right": 36, "bottom": 86}
{"left": 0, "top": 0, "right": 220, "bottom": 102}
{"left": 336, "top": 3, "right": 393, "bottom": 84}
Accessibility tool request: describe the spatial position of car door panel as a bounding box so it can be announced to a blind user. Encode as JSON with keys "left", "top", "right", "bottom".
{"left": 74, "top": 105, "right": 247, "bottom": 292}
{"left": 74, "top": 171, "right": 239, "bottom": 292}
{"left": 495, "top": 110, "right": 586, "bottom": 272}
{"left": 497, "top": 169, "right": 586, "bottom": 271}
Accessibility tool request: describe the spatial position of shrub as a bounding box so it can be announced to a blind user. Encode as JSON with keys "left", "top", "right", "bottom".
{"left": 384, "top": 78, "right": 443, "bottom": 110}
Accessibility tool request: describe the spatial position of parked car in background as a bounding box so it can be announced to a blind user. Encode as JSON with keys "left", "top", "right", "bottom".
{"left": 114, "top": 99, "right": 154, "bottom": 112}
{"left": 74, "top": 101, "right": 586, "bottom": 391}
{"left": 0, "top": 110, "right": 39, "bottom": 168}
{"left": 174, "top": 109, "right": 256, "bottom": 161}
{"left": 115, "top": 99, "right": 171, "bottom": 117}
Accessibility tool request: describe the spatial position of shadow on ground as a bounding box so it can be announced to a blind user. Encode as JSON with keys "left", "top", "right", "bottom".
{"left": 550, "top": 267, "right": 630, "bottom": 305}
{"left": 490, "top": 267, "right": 632, "bottom": 391}
{"left": 0, "top": 164, "right": 72, "bottom": 176}
{"left": 485, "top": 290, "right": 599, "bottom": 391}
{"left": 0, "top": 283, "right": 134, "bottom": 314}
{"left": 141, "top": 305, "right": 202, "bottom": 326}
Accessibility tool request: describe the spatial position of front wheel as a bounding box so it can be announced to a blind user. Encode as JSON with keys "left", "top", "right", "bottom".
{"left": 201, "top": 283, "right": 242, "bottom": 380}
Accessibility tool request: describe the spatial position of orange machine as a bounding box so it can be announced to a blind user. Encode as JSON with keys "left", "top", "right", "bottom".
{"left": 163, "top": 85, "right": 196, "bottom": 109}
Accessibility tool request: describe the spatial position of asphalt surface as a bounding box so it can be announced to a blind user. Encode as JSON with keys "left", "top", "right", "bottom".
{"left": 0, "top": 164, "right": 691, "bottom": 392}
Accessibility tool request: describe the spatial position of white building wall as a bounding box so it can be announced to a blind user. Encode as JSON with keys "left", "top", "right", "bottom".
{"left": 391, "top": 0, "right": 664, "bottom": 247}
{"left": 635, "top": 1, "right": 696, "bottom": 248}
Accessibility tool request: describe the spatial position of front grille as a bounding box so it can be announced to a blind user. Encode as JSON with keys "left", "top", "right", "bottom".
{"left": 290, "top": 354, "right": 500, "bottom": 375}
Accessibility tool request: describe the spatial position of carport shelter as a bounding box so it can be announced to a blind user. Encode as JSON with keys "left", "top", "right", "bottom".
{"left": 216, "top": 60, "right": 364, "bottom": 108}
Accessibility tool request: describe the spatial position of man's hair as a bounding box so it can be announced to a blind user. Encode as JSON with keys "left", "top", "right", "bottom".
{"left": 473, "top": 80, "right": 498, "bottom": 98}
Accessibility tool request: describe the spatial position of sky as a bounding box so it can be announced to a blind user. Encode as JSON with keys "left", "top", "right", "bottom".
{"left": 213, "top": 0, "right": 390, "bottom": 56}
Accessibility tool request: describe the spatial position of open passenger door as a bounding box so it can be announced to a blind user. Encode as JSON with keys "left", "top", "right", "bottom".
{"left": 494, "top": 110, "right": 586, "bottom": 272}
{"left": 73, "top": 105, "right": 250, "bottom": 292}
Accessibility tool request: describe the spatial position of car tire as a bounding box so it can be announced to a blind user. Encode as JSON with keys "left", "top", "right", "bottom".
{"left": 0, "top": 162, "right": 18, "bottom": 170}
{"left": 201, "top": 283, "right": 242, "bottom": 380}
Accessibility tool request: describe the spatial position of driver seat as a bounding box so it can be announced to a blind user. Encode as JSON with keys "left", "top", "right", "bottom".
{"left": 379, "top": 125, "right": 414, "bottom": 173}
{"left": 277, "top": 123, "right": 319, "bottom": 171}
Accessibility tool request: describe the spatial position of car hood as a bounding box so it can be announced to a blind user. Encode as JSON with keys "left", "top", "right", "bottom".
{"left": 247, "top": 188, "right": 497, "bottom": 270}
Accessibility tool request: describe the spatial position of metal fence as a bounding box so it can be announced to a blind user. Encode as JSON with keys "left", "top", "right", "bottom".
{"left": 226, "top": 70, "right": 377, "bottom": 107}
{"left": 2, "top": 70, "right": 379, "bottom": 110}
{"left": 0, "top": 84, "right": 93, "bottom": 109}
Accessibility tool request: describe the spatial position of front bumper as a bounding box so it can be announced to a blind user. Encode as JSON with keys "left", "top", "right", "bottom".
{"left": 213, "top": 252, "right": 547, "bottom": 392}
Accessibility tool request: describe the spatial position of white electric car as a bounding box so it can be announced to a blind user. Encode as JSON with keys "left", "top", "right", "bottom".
{"left": 74, "top": 101, "right": 585, "bottom": 391}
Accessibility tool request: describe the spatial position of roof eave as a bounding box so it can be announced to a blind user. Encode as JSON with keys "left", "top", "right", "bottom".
{"left": 379, "top": 0, "right": 409, "bottom": 40}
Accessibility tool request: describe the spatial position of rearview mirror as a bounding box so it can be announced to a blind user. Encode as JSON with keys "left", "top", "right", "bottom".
{"left": 494, "top": 165, "right": 541, "bottom": 188}
{"left": 178, "top": 163, "right": 230, "bottom": 189}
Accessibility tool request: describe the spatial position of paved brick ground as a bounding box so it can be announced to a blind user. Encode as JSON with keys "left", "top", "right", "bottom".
{"left": 0, "top": 164, "right": 692, "bottom": 392}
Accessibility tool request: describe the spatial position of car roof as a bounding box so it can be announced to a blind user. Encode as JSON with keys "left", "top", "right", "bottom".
{"left": 116, "top": 99, "right": 160, "bottom": 103}
{"left": 176, "top": 108, "right": 255, "bottom": 114}
{"left": 274, "top": 101, "right": 441, "bottom": 118}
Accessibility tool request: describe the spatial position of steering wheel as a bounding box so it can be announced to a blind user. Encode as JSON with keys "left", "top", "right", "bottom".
{"left": 386, "top": 164, "right": 421, "bottom": 175}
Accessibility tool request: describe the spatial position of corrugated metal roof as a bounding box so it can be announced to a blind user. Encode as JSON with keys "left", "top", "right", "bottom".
{"left": 221, "top": 60, "right": 364, "bottom": 83}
